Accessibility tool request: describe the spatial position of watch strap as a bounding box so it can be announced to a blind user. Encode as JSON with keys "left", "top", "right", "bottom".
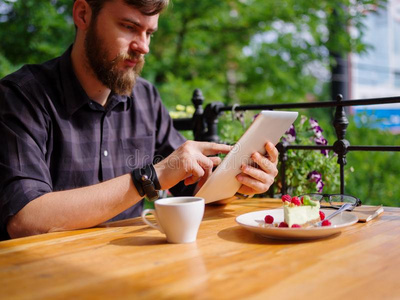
{"left": 131, "top": 164, "right": 161, "bottom": 201}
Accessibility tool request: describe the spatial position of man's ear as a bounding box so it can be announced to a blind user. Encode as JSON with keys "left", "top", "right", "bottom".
{"left": 73, "top": 0, "right": 93, "bottom": 31}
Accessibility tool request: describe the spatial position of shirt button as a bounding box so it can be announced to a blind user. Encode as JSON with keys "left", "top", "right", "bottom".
{"left": 103, "top": 150, "right": 108, "bottom": 157}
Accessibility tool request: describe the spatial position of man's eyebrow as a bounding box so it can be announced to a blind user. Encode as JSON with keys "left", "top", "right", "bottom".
{"left": 121, "top": 17, "right": 158, "bottom": 33}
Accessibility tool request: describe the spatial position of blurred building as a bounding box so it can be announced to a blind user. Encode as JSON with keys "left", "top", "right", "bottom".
{"left": 350, "top": 0, "right": 400, "bottom": 132}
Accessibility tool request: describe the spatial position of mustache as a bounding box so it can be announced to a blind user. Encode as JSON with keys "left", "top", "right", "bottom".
{"left": 112, "top": 52, "right": 144, "bottom": 63}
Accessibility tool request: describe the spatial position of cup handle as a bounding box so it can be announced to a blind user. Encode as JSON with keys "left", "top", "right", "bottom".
{"left": 141, "top": 209, "right": 164, "bottom": 233}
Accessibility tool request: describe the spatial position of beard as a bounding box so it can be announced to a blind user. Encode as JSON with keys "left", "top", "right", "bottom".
{"left": 84, "top": 20, "right": 145, "bottom": 95}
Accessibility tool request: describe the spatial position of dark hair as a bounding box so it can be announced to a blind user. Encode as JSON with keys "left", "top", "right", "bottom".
{"left": 83, "top": 0, "right": 169, "bottom": 20}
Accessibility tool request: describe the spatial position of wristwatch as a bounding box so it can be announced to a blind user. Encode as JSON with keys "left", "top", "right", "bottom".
{"left": 131, "top": 164, "right": 161, "bottom": 201}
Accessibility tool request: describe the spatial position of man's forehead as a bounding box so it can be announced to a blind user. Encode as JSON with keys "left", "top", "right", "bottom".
{"left": 99, "top": 0, "right": 159, "bottom": 27}
{"left": 103, "top": 0, "right": 166, "bottom": 15}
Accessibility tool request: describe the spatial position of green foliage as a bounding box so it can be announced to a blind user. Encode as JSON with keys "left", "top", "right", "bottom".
{"left": 277, "top": 115, "right": 340, "bottom": 196}
{"left": 1, "top": 0, "right": 384, "bottom": 105}
{"left": 158, "top": 73, "right": 224, "bottom": 109}
{"left": 344, "top": 120, "right": 400, "bottom": 207}
{"left": 0, "top": 52, "right": 15, "bottom": 77}
{"left": 144, "top": 0, "right": 384, "bottom": 106}
{"left": 0, "top": 0, "right": 74, "bottom": 78}
{"left": 283, "top": 111, "right": 400, "bottom": 206}
{"left": 217, "top": 111, "right": 253, "bottom": 145}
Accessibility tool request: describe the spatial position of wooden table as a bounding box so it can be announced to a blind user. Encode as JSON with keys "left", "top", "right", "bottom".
{"left": 1, "top": 198, "right": 399, "bottom": 299}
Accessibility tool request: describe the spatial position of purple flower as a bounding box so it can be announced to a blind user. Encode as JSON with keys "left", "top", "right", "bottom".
{"left": 309, "top": 118, "right": 329, "bottom": 156}
{"left": 308, "top": 170, "right": 321, "bottom": 182}
{"left": 287, "top": 124, "right": 296, "bottom": 137}
{"left": 283, "top": 124, "right": 296, "bottom": 143}
{"left": 314, "top": 136, "right": 327, "bottom": 145}
{"left": 314, "top": 136, "right": 329, "bottom": 156}
{"left": 307, "top": 170, "right": 325, "bottom": 193}
{"left": 309, "top": 118, "right": 320, "bottom": 129}
{"left": 320, "top": 150, "right": 329, "bottom": 157}
{"left": 309, "top": 118, "right": 324, "bottom": 138}
{"left": 316, "top": 180, "right": 325, "bottom": 192}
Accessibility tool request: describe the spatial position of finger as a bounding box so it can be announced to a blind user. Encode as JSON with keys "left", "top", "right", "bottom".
{"left": 251, "top": 152, "right": 279, "bottom": 177}
{"left": 236, "top": 173, "right": 271, "bottom": 194}
{"left": 240, "top": 163, "right": 269, "bottom": 183}
{"left": 237, "top": 185, "right": 256, "bottom": 196}
{"left": 185, "top": 175, "right": 199, "bottom": 185}
{"left": 183, "top": 158, "right": 205, "bottom": 182}
{"left": 196, "top": 154, "right": 215, "bottom": 172}
{"left": 196, "top": 166, "right": 212, "bottom": 189}
{"left": 184, "top": 154, "right": 215, "bottom": 186}
{"left": 197, "top": 142, "right": 233, "bottom": 156}
{"left": 208, "top": 156, "right": 222, "bottom": 166}
{"left": 188, "top": 156, "right": 221, "bottom": 187}
{"left": 265, "top": 141, "right": 279, "bottom": 164}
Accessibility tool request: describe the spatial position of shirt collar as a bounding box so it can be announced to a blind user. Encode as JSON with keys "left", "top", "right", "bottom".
{"left": 59, "top": 45, "right": 129, "bottom": 116}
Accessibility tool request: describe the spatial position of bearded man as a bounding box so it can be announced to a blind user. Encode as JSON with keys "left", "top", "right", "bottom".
{"left": 0, "top": 0, "right": 279, "bottom": 239}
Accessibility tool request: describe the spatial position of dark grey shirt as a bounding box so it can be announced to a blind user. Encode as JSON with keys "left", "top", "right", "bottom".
{"left": 0, "top": 47, "right": 187, "bottom": 239}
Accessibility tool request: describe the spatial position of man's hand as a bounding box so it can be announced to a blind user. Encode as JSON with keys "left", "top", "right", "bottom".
{"left": 154, "top": 141, "right": 232, "bottom": 190}
{"left": 236, "top": 141, "right": 279, "bottom": 196}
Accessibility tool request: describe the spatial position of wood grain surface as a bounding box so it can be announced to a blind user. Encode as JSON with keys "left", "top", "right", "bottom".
{"left": 0, "top": 198, "right": 399, "bottom": 300}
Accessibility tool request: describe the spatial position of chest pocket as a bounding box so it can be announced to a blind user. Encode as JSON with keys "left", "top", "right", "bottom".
{"left": 121, "top": 135, "right": 155, "bottom": 170}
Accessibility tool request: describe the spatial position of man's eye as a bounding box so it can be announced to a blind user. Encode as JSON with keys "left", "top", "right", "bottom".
{"left": 123, "top": 24, "right": 134, "bottom": 30}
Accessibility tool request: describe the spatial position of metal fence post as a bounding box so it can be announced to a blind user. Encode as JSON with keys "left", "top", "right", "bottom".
{"left": 191, "top": 89, "right": 206, "bottom": 141}
{"left": 332, "top": 94, "right": 350, "bottom": 194}
{"left": 199, "top": 102, "right": 224, "bottom": 142}
{"left": 276, "top": 141, "right": 289, "bottom": 195}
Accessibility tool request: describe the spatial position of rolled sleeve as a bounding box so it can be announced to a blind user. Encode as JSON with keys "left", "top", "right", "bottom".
{"left": 0, "top": 80, "right": 53, "bottom": 238}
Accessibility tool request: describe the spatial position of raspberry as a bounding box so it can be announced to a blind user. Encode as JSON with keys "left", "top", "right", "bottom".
{"left": 321, "top": 220, "right": 331, "bottom": 226}
{"left": 264, "top": 215, "right": 274, "bottom": 224}
{"left": 291, "top": 196, "right": 301, "bottom": 206}
{"left": 282, "top": 194, "right": 292, "bottom": 203}
{"left": 291, "top": 224, "right": 301, "bottom": 228}
{"left": 319, "top": 211, "right": 325, "bottom": 220}
{"left": 278, "top": 222, "right": 289, "bottom": 227}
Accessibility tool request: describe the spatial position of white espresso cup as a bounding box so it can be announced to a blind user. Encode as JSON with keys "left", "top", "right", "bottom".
{"left": 141, "top": 197, "right": 205, "bottom": 244}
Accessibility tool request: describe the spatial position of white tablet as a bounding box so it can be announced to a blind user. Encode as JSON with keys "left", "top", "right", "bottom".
{"left": 195, "top": 110, "right": 298, "bottom": 203}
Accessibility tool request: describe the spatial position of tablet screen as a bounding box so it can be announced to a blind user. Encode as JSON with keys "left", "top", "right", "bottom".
{"left": 195, "top": 110, "right": 298, "bottom": 203}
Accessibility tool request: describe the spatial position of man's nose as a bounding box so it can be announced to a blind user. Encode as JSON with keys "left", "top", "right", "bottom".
{"left": 130, "top": 34, "right": 150, "bottom": 55}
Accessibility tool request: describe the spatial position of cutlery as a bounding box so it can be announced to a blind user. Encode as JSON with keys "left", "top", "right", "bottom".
{"left": 314, "top": 203, "right": 354, "bottom": 227}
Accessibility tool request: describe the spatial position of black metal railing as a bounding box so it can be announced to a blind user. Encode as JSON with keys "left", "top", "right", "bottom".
{"left": 173, "top": 89, "right": 400, "bottom": 196}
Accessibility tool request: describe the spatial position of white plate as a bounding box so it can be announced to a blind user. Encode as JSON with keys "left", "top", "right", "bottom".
{"left": 235, "top": 209, "right": 358, "bottom": 240}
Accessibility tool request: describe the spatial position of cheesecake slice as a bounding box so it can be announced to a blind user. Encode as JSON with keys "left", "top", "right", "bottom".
{"left": 283, "top": 196, "right": 320, "bottom": 228}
